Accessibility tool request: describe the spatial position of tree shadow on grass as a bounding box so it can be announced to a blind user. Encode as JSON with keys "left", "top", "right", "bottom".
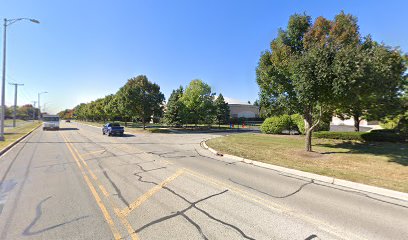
{"left": 316, "top": 141, "right": 408, "bottom": 166}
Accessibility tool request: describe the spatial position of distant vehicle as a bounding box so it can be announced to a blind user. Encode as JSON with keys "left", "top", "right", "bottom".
{"left": 66, "top": 119, "right": 71, "bottom": 123}
{"left": 102, "top": 122, "right": 124, "bottom": 136}
{"left": 43, "top": 115, "right": 60, "bottom": 130}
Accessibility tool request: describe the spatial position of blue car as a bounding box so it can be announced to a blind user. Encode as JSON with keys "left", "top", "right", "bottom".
{"left": 102, "top": 122, "right": 124, "bottom": 136}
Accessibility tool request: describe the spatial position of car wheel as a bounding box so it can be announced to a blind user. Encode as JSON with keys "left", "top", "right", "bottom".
{"left": 102, "top": 131, "right": 105, "bottom": 135}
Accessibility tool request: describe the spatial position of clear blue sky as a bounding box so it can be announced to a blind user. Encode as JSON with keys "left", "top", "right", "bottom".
{"left": 1, "top": 0, "right": 407, "bottom": 114}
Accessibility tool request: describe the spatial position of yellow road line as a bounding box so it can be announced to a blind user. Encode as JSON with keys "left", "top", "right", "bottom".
{"left": 99, "top": 184, "right": 109, "bottom": 197}
{"left": 60, "top": 133, "right": 122, "bottom": 240}
{"left": 64, "top": 133, "right": 140, "bottom": 240}
{"left": 121, "top": 169, "right": 185, "bottom": 217}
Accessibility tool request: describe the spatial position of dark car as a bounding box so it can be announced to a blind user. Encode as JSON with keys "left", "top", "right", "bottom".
{"left": 66, "top": 119, "right": 71, "bottom": 123}
{"left": 102, "top": 122, "right": 124, "bottom": 136}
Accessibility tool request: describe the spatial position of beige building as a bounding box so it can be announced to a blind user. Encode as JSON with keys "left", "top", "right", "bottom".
{"left": 330, "top": 116, "right": 382, "bottom": 132}
{"left": 229, "top": 104, "right": 260, "bottom": 118}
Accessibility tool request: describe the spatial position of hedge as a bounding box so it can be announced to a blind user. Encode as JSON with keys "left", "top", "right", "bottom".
{"left": 260, "top": 115, "right": 292, "bottom": 134}
{"left": 313, "top": 130, "right": 407, "bottom": 142}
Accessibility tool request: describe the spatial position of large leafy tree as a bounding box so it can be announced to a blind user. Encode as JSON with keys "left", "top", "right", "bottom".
{"left": 103, "top": 94, "right": 121, "bottom": 122}
{"left": 257, "top": 13, "right": 335, "bottom": 151}
{"left": 164, "top": 86, "right": 185, "bottom": 126}
{"left": 180, "top": 79, "right": 215, "bottom": 126}
{"left": 116, "top": 75, "right": 165, "bottom": 129}
{"left": 257, "top": 12, "right": 407, "bottom": 151}
{"left": 333, "top": 38, "right": 407, "bottom": 131}
{"left": 214, "top": 93, "right": 230, "bottom": 127}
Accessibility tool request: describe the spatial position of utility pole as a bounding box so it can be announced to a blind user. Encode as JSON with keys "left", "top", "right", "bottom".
{"left": 0, "top": 18, "right": 39, "bottom": 140}
{"left": 32, "top": 101, "right": 36, "bottom": 120}
{"left": 38, "top": 91, "right": 47, "bottom": 119}
{"left": 9, "top": 82, "right": 23, "bottom": 127}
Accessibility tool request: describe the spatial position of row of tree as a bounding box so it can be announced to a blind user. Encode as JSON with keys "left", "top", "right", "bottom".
{"left": 4, "top": 104, "right": 39, "bottom": 120}
{"left": 68, "top": 76, "right": 230, "bottom": 129}
{"left": 72, "top": 75, "right": 164, "bottom": 129}
{"left": 164, "top": 80, "right": 230, "bottom": 127}
{"left": 256, "top": 11, "right": 407, "bottom": 151}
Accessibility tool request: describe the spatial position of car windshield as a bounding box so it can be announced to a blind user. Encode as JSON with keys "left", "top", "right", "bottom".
{"left": 43, "top": 117, "right": 59, "bottom": 121}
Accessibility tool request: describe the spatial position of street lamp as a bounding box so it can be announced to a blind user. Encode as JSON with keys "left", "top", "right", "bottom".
{"left": 0, "top": 18, "right": 40, "bottom": 140}
{"left": 38, "top": 91, "right": 47, "bottom": 119}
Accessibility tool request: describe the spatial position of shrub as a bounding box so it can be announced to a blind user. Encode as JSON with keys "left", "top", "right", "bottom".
{"left": 313, "top": 131, "right": 364, "bottom": 141}
{"left": 362, "top": 129, "right": 407, "bottom": 142}
{"left": 261, "top": 115, "right": 291, "bottom": 134}
{"left": 291, "top": 114, "right": 305, "bottom": 134}
{"left": 313, "top": 130, "right": 407, "bottom": 142}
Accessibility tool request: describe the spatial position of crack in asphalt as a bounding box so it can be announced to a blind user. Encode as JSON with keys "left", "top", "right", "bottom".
{"left": 146, "top": 150, "right": 198, "bottom": 159}
{"left": 229, "top": 178, "right": 314, "bottom": 199}
{"left": 305, "top": 234, "right": 319, "bottom": 240}
{"left": 133, "top": 163, "right": 256, "bottom": 240}
{"left": 22, "top": 196, "right": 89, "bottom": 236}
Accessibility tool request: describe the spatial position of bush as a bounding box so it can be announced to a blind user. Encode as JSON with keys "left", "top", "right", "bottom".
{"left": 291, "top": 114, "right": 305, "bottom": 134}
{"left": 313, "top": 130, "right": 407, "bottom": 142}
{"left": 313, "top": 131, "right": 364, "bottom": 141}
{"left": 261, "top": 115, "right": 292, "bottom": 134}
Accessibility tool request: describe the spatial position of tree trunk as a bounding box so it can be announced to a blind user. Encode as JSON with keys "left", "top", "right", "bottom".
{"left": 303, "top": 106, "right": 322, "bottom": 152}
{"left": 304, "top": 113, "right": 313, "bottom": 152}
{"left": 353, "top": 115, "right": 360, "bottom": 132}
{"left": 142, "top": 117, "right": 146, "bottom": 130}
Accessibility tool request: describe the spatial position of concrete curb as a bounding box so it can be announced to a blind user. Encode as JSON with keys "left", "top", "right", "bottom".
{"left": 201, "top": 140, "right": 408, "bottom": 202}
{"left": 0, "top": 123, "right": 41, "bottom": 157}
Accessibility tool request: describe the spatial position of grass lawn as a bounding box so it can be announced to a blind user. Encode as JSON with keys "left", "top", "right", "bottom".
{"left": 0, "top": 121, "right": 41, "bottom": 151}
{"left": 206, "top": 133, "right": 408, "bottom": 193}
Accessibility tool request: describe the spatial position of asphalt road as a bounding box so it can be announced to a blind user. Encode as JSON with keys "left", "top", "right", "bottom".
{"left": 0, "top": 122, "right": 407, "bottom": 240}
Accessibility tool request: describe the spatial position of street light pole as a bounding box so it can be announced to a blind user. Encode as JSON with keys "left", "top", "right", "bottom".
{"left": 0, "top": 18, "right": 39, "bottom": 140}
{"left": 0, "top": 19, "right": 7, "bottom": 140}
{"left": 38, "top": 91, "right": 47, "bottom": 119}
{"left": 9, "top": 82, "right": 24, "bottom": 127}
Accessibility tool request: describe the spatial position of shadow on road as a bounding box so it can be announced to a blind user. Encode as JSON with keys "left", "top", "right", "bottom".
{"left": 58, "top": 128, "right": 79, "bottom": 131}
{"left": 108, "top": 133, "right": 135, "bottom": 138}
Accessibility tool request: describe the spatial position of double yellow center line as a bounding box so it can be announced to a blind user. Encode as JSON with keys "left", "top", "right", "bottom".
{"left": 61, "top": 132, "right": 139, "bottom": 240}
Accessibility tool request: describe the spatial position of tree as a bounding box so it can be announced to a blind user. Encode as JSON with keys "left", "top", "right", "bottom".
{"left": 333, "top": 38, "right": 407, "bottom": 131}
{"left": 257, "top": 12, "right": 367, "bottom": 151}
{"left": 214, "top": 94, "right": 230, "bottom": 127}
{"left": 180, "top": 79, "right": 215, "bottom": 126}
{"left": 103, "top": 94, "right": 121, "bottom": 121}
{"left": 116, "top": 75, "right": 165, "bottom": 129}
{"left": 257, "top": 13, "right": 334, "bottom": 151}
{"left": 257, "top": 11, "right": 407, "bottom": 151}
{"left": 58, "top": 109, "right": 74, "bottom": 119}
{"left": 164, "top": 86, "right": 185, "bottom": 126}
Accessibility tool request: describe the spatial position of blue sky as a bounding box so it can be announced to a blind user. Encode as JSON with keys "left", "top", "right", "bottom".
{"left": 1, "top": 0, "right": 407, "bottom": 114}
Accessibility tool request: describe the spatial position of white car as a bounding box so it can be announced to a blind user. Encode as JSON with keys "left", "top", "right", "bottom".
{"left": 43, "top": 115, "right": 60, "bottom": 130}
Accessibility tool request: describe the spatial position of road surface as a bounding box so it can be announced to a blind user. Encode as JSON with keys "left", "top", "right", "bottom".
{"left": 0, "top": 122, "right": 407, "bottom": 240}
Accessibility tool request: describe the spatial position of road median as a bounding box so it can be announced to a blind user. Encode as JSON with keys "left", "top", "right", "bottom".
{"left": 202, "top": 134, "right": 408, "bottom": 202}
{"left": 0, "top": 121, "right": 42, "bottom": 156}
